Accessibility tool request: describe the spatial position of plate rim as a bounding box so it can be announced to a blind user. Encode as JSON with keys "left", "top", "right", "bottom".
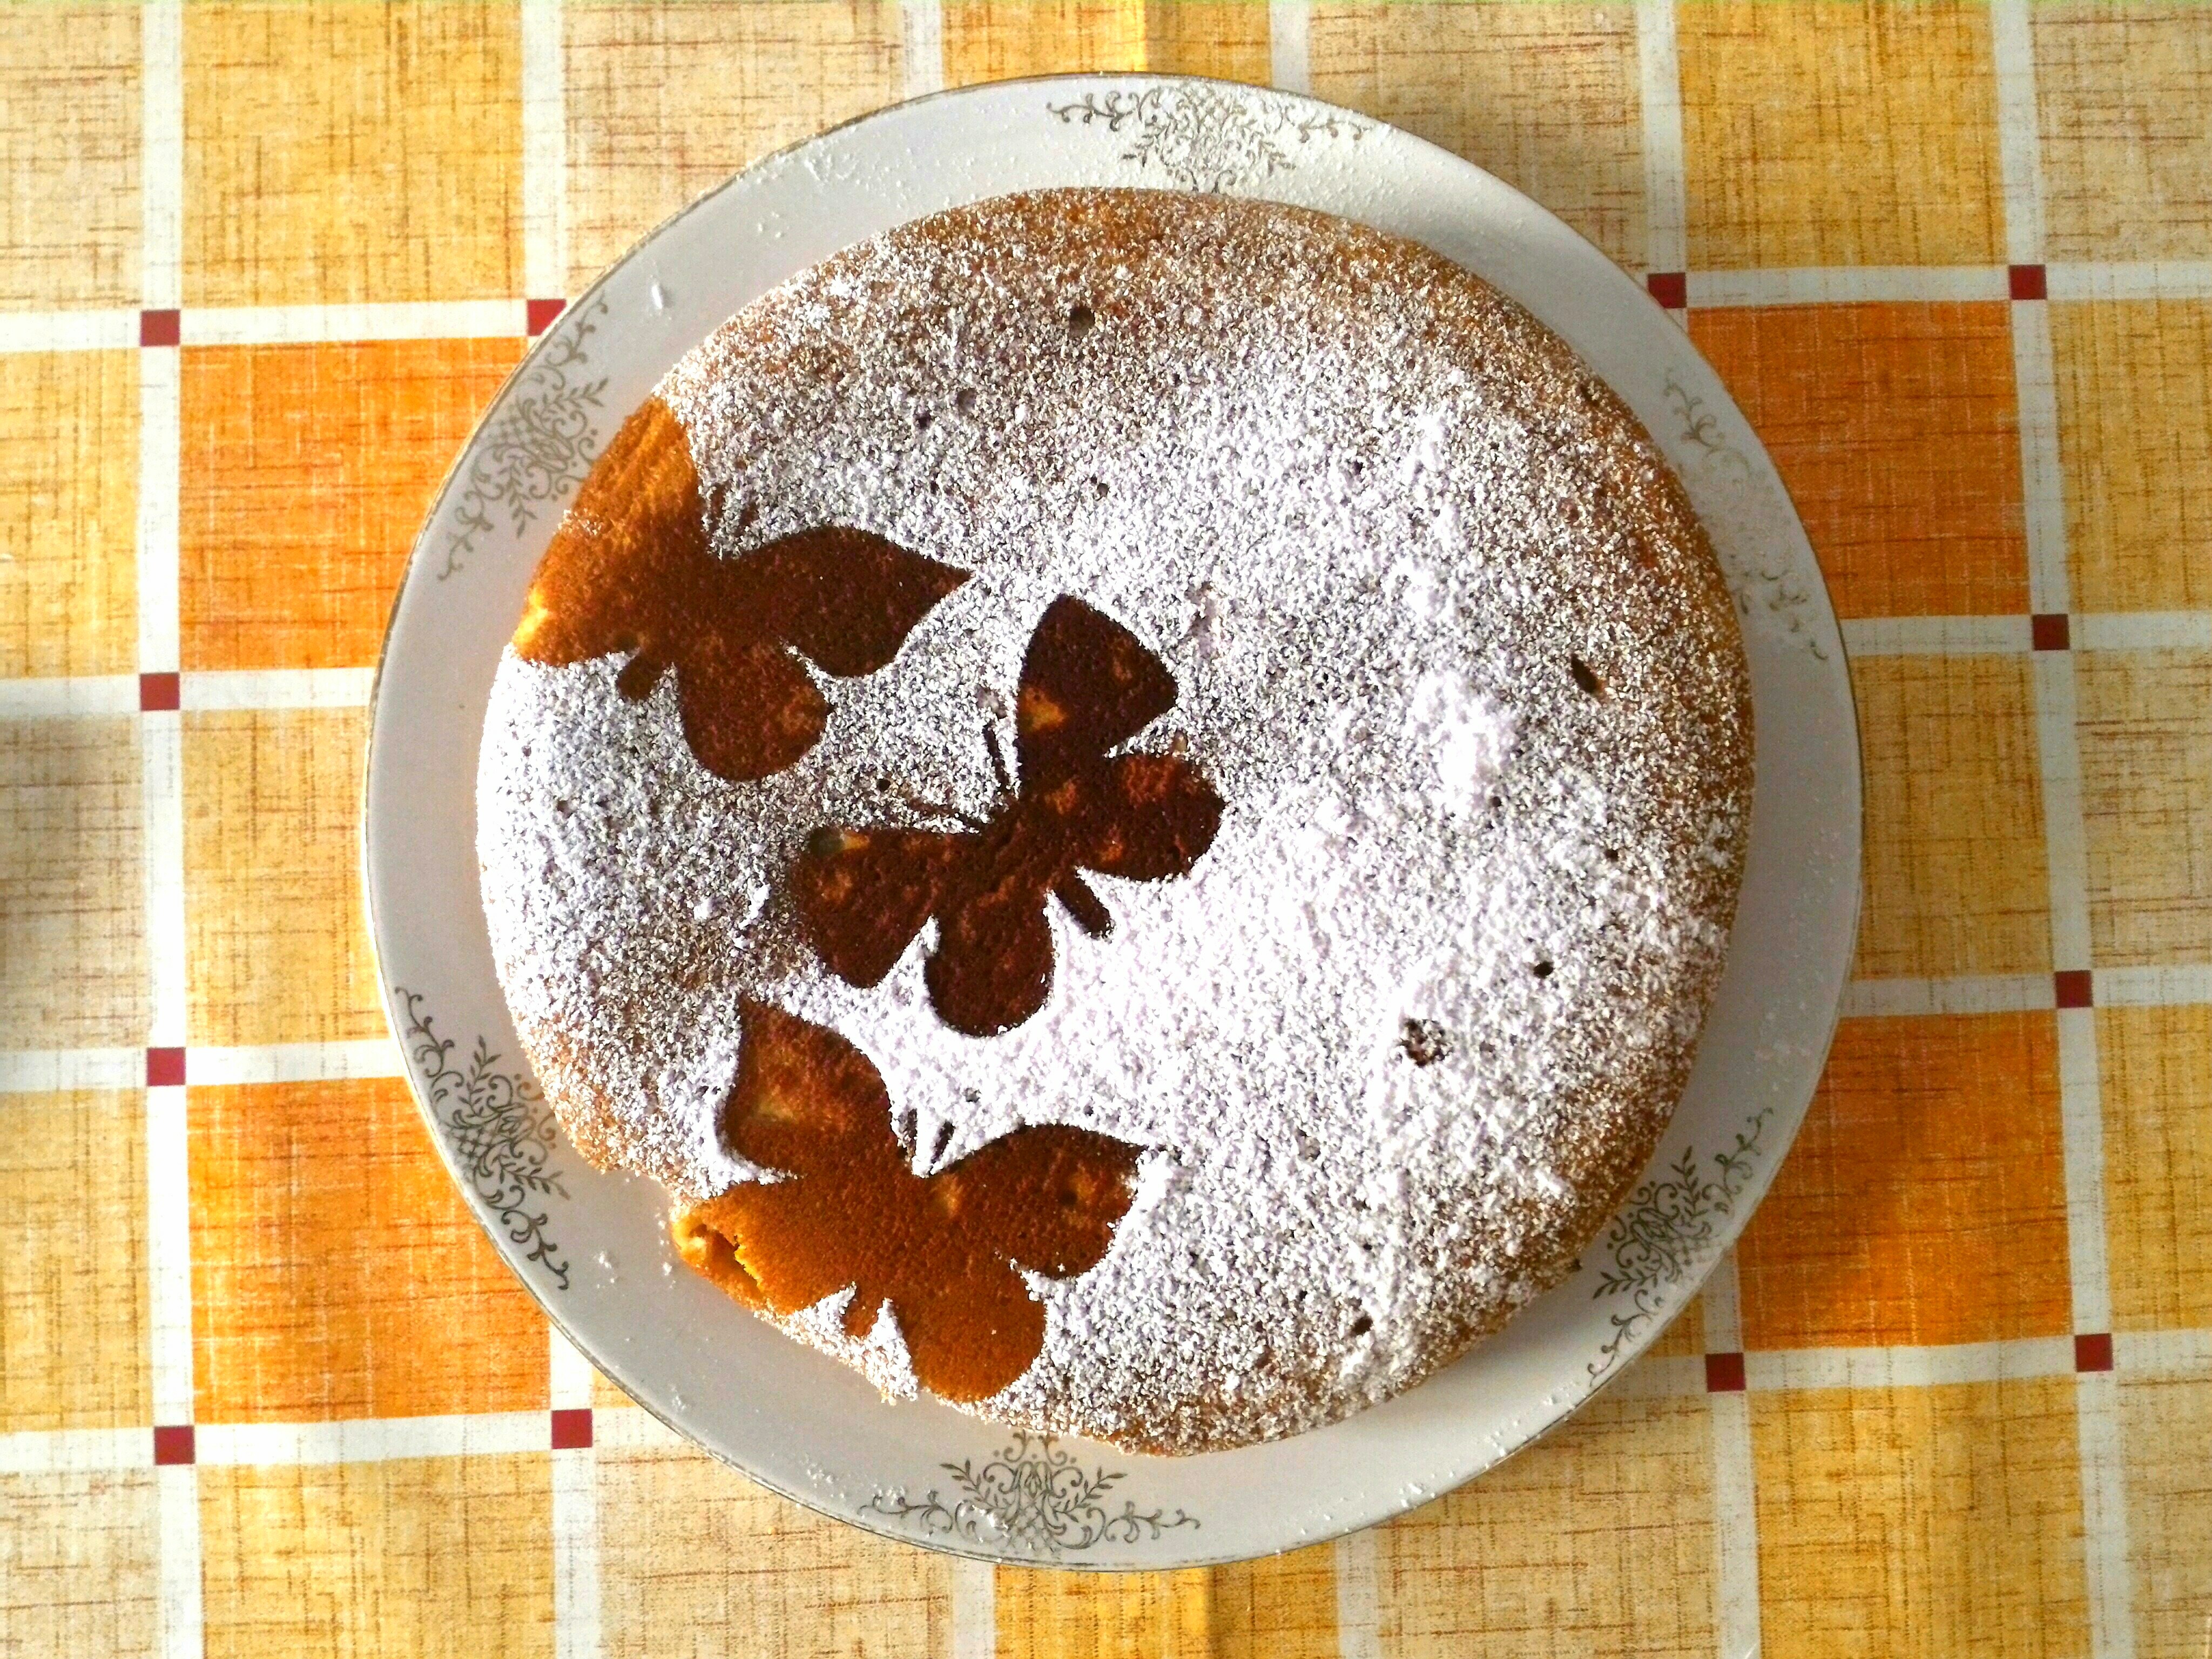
{"left": 361, "top": 70, "right": 1863, "bottom": 1569}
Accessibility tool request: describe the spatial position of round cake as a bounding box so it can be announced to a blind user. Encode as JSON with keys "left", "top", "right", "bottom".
{"left": 478, "top": 187, "right": 1752, "bottom": 1454}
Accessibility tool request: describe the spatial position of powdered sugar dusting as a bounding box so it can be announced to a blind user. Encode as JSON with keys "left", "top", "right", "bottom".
{"left": 478, "top": 190, "right": 1751, "bottom": 1452}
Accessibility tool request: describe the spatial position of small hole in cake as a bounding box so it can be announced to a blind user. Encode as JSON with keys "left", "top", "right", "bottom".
{"left": 1067, "top": 303, "right": 1096, "bottom": 339}
{"left": 1348, "top": 457, "right": 1366, "bottom": 477}
{"left": 914, "top": 409, "right": 934, "bottom": 431}
{"left": 553, "top": 797, "right": 572, "bottom": 817}
{"left": 955, "top": 387, "right": 977, "bottom": 415}
{"left": 1294, "top": 1130, "right": 1321, "bottom": 1159}
{"left": 1400, "top": 1017, "right": 1449, "bottom": 1067}
{"left": 1090, "top": 477, "right": 1110, "bottom": 500}
{"left": 930, "top": 1120, "right": 955, "bottom": 1167}
{"left": 1533, "top": 960, "right": 1555, "bottom": 980}
{"left": 1349, "top": 1313, "right": 1373, "bottom": 1338}
{"left": 1570, "top": 656, "right": 1606, "bottom": 698}
{"left": 1602, "top": 846, "right": 1620, "bottom": 863}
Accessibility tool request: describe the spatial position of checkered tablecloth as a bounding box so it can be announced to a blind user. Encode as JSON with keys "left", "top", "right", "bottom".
{"left": 3, "top": 4, "right": 2207, "bottom": 1655}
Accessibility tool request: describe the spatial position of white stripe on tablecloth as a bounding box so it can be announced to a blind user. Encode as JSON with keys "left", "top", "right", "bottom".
{"left": 1840, "top": 615, "right": 2033, "bottom": 657}
{"left": 179, "top": 299, "right": 527, "bottom": 346}
{"left": 1269, "top": 1, "right": 1311, "bottom": 96}
{"left": 1838, "top": 974, "right": 2055, "bottom": 1017}
{"left": 1700, "top": 1251, "right": 1763, "bottom": 1659}
{"left": 902, "top": 0, "right": 946, "bottom": 98}
{"left": 196, "top": 1413, "right": 549, "bottom": 1466}
{"left": 1746, "top": 1336, "right": 2077, "bottom": 1392}
{"left": 950, "top": 1560, "right": 996, "bottom": 1659}
{"left": 522, "top": 0, "right": 567, "bottom": 301}
{"left": 1991, "top": 12, "right": 2134, "bottom": 1653}
{"left": 2076, "top": 612, "right": 2212, "bottom": 652}
{"left": 1635, "top": 0, "right": 1687, "bottom": 282}
{"left": 183, "top": 1040, "right": 404, "bottom": 1086}
{"left": 139, "top": 9, "right": 199, "bottom": 1654}
{"left": 1333, "top": 1525, "right": 1382, "bottom": 1659}
{"left": 1689, "top": 265, "right": 2012, "bottom": 308}
{"left": 2048, "top": 261, "right": 2212, "bottom": 302}
{"left": 550, "top": 1330, "right": 602, "bottom": 1659}
{"left": 179, "top": 669, "right": 374, "bottom": 710}
{"left": 0, "top": 676, "right": 140, "bottom": 717}
{"left": 0, "top": 310, "right": 141, "bottom": 353}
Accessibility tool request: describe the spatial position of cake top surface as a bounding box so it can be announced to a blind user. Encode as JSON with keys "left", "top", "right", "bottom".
{"left": 480, "top": 187, "right": 1751, "bottom": 1451}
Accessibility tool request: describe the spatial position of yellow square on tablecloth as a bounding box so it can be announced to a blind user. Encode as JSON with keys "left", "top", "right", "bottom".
{"left": 178, "top": 338, "right": 522, "bottom": 672}
{"left": 1679, "top": 1, "right": 2005, "bottom": 271}
{"left": 1751, "top": 1380, "right": 2089, "bottom": 1659}
{"left": 997, "top": 1547, "right": 1338, "bottom": 1659}
{"left": 0, "top": 350, "right": 138, "bottom": 680}
{"left": 188, "top": 1077, "right": 549, "bottom": 1424}
{"left": 0, "top": 1469, "right": 159, "bottom": 1659}
{"left": 2100, "top": 1004, "right": 2212, "bottom": 1333}
{"left": 2034, "top": 4, "right": 2212, "bottom": 265}
{"left": 1849, "top": 656, "right": 2053, "bottom": 981}
{"left": 1690, "top": 303, "right": 2027, "bottom": 621}
{"left": 2119, "top": 1372, "right": 2212, "bottom": 1658}
{"left": 183, "top": 2, "right": 521, "bottom": 307}
{"left": 183, "top": 706, "right": 380, "bottom": 1048}
{"left": 0, "top": 716, "right": 147, "bottom": 1050}
{"left": 1308, "top": 3, "right": 1646, "bottom": 270}
{"left": 2076, "top": 649, "right": 2212, "bottom": 967}
{"left": 942, "top": 2, "right": 1149, "bottom": 87}
{"left": 0, "top": 1091, "right": 149, "bottom": 1433}
{"left": 0, "top": 6, "right": 140, "bottom": 311}
{"left": 562, "top": 2, "right": 907, "bottom": 298}
{"left": 595, "top": 1437, "right": 954, "bottom": 1657}
{"left": 198, "top": 1455, "right": 554, "bottom": 1659}
{"left": 1374, "top": 1393, "right": 1717, "bottom": 1658}
{"left": 1736, "top": 1014, "right": 2072, "bottom": 1352}
{"left": 2052, "top": 299, "right": 2212, "bottom": 613}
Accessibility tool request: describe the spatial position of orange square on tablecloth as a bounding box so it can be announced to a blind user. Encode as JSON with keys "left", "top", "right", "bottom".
{"left": 562, "top": 3, "right": 907, "bottom": 296}
{"left": 997, "top": 1547, "right": 1338, "bottom": 1659}
{"left": 0, "top": 1469, "right": 159, "bottom": 1659}
{"left": 0, "top": 350, "right": 138, "bottom": 680}
{"left": 183, "top": 707, "right": 381, "bottom": 1048}
{"left": 595, "top": 1438, "right": 954, "bottom": 1655}
{"left": 183, "top": 2, "right": 521, "bottom": 307}
{"left": 2120, "top": 1373, "right": 2212, "bottom": 1658}
{"left": 1678, "top": 2, "right": 2004, "bottom": 270}
{"left": 1689, "top": 304, "right": 2027, "bottom": 620}
{"left": 1850, "top": 656, "right": 2053, "bottom": 982}
{"left": 942, "top": 2, "right": 1148, "bottom": 87}
{"left": 0, "top": 6, "right": 140, "bottom": 309}
{"left": 1736, "top": 1014, "right": 2072, "bottom": 1352}
{"left": 1307, "top": 4, "right": 1645, "bottom": 269}
{"left": 1374, "top": 1394, "right": 1717, "bottom": 1658}
{"left": 2051, "top": 299, "right": 2212, "bottom": 614}
{"left": 189, "top": 1076, "right": 548, "bottom": 1423}
{"left": 0, "top": 717, "right": 147, "bottom": 1050}
{"left": 1751, "top": 1380, "right": 2088, "bottom": 1659}
{"left": 2034, "top": 4, "right": 2212, "bottom": 264}
{"left": 178, "top": 339, "right": 522, "bottom": 672}
{"left": 2101, "top": 1004, "right": 2212, "bottom": 1332}
{"left": 0, "top": 1092, "right": 148, "bottom": 1434}
{"left": 199, "top": 1455, "right": 552, "bottom": 1659}
{"left": 2077, "top": 649, "right": 2212, "bottom": 967}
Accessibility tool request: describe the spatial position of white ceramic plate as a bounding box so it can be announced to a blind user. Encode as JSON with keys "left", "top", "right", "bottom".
{"left": 364, "top": 76, "right": 1859, "bottom": 1568}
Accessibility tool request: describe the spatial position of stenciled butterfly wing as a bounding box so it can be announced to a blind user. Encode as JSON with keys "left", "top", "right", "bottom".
{"left": 511, "top": 397, "right": 709, "bottom": 669}
{"left": 895, "top": 1122, "right": 1144, "bottom": 1400}
{"left": 791, "top": 828, "right": 959, "bottom": 988}
{"left": 926, "top": 871, "right": 1057, "bottom": 1037}
{"left": 1074, "top": 752, "right": 1224, "bottom": 882}
{"left": 1015, "top": 596, "right": 1178, "bottom": 787}
{"left": 746, "top": 528, "right": 971, "bottom": 679}
{"left": 682, "top": 1005, "right": 1148, "bottom": 1404}
{"left": 675, "top": 625, "right": 830, "bottom": 783}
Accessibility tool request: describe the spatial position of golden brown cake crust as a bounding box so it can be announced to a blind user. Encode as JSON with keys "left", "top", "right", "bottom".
{"left": 480, "top": 188, "right": 1752, "bottom": 1453}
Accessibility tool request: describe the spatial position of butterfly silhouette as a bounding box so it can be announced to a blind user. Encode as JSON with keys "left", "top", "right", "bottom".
{"left": 790, "top": 596, "right": 1224, "bottom": 1037}
{"left": 512, "top": 396, "right": 969, "bottom": 782}
{"left": 671, "top": 1000, "right": 1145, "bottom": 1402}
